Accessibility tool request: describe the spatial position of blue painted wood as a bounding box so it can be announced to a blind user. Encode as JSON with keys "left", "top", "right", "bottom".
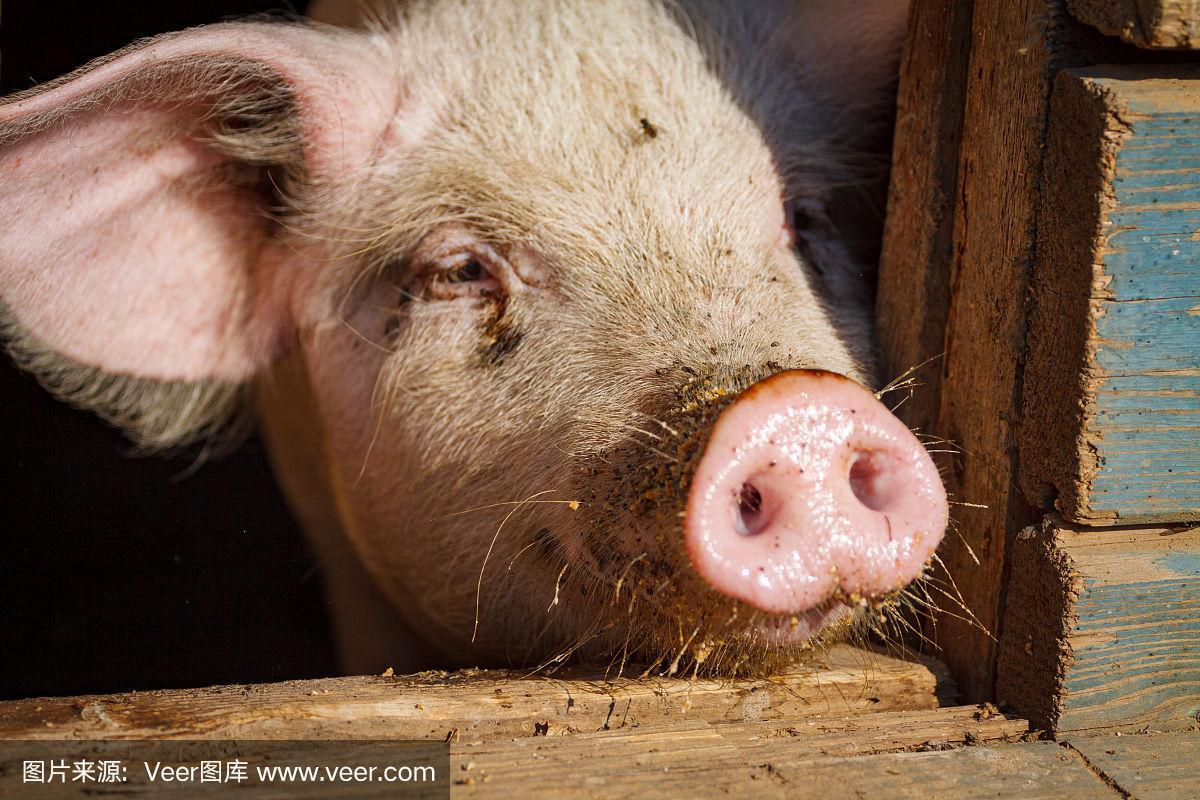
{"left": 1054, "top": 524, "right": 1200, "bottom": 733}
{"left": 1025, "top": 68, "right": 1200, "bottom": 523}
{"left": 1088, "top": 83, "right": 1200, "bottom": 519}
{"left": 997, "top": 518, "right": 1200, "bottom": 733}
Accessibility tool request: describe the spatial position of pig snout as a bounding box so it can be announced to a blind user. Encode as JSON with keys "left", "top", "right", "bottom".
{"left": 683, "top": 370, "right": 947, "bottom": 617}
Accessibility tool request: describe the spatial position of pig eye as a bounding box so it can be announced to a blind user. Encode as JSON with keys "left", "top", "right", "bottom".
{"left": 428, "top": 251, "right": 502, "bottom": 299}
{"left": 447, "top": 259, "right": 486, "bottom": 283}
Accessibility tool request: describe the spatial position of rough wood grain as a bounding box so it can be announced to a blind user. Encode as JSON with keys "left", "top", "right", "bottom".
{"left": 457, "top": 739, "right": 1110, "bottom": 799}
{"left": 997, "top": 518, "right": 1200, "bottom": 733}
{"left": 0, "top": 646, "right": 951, "bottom": 740}
{"left": 751, "top": 742, "right": 1115, "bottom": 800}
{"left": 922, "top": 0, "right": 1053, "bottom": 702}
{"left": 726, "top": 704, "right": 1030, "bottom": 761}
{"left": 451, "top": 706, "right": 1032, "bottom": 798}
{"left": 1069, "top": 0, "right": 1200, "bottom": 48}
{"left": 875, "top": 0, "right": 974, "bottom": 433}
{"left": 1066, "top": 731, "right": 1200, "bottom": 799}
{"left": 1022, "top": 66, "right": 1200, "bottom": 524}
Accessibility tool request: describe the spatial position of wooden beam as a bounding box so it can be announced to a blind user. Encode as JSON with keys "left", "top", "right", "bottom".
{"left": 997, "top": 518, "right": 1200, "bottom": 733}
{"left": 918, "top": 0, "right": 1055, "bottom": 702}
{"left": 0, "top": 705, "right": 1033, "bottom": 798}
{"left": 875, "top": 0, "right": 974, "bottom": 434}
{"left": 1022, "top": 66, "right": 1200, "bottom": 525}
{"left": 1068, "top": 0, "right": 1200, "bottom": 48}
{"left": 0, "top": 646, "right": 951, "bottom": 740}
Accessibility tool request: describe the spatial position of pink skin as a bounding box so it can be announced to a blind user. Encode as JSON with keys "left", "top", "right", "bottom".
{"left": 684, "top": 370, "right": 947, "bottom": 623}
{"left": 0, "top": 23, "right": 396, "bottom": 383}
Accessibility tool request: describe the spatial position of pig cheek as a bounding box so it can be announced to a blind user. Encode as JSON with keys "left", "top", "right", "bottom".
{"left": 300, "top": 326, "right": 471, "bottom": 646}
{"left": 303, "top": 309, "right": 548, "bottom": 654}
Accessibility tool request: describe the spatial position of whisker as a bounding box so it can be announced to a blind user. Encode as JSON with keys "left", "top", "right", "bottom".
{"left": 547, "top": 563, "right": 570, "bottom": 612}
{"left": 473, "top": 490, "right": 557, "bottom": 642}
{"left": 928, "top": 553, "right": 995, "bottom": 641}
{"left": 613, "top": 553, "right": 647, "bottom": 600}
{"left": 875, "top": 353, "right": 944, "bottom": 399}
{"left": 506, "top": 537, "right": 541, "bottom": 571}
{"left": 431, "top": 498, "right": 581, "bottom": 521}
{"left": 335, "top": 314, "right": 395, "bottom": 356}
{"left": 889, "top": 391, "right": 914, "bottom": 414}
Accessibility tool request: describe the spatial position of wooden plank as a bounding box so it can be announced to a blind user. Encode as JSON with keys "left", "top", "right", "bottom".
{"left": 0, "top": 705, "right": 1024, "bottom": 798}
{"left": 0, "top": 645, "right": 952, "bottom": 740}
{"left": 726, "top": 704, "right": 1030, "bottom": 760}
{"left": 1068, "top": 0, "right": 1200, "bottom": 48}
{"left": 1067, "top": 731, "right": 1200, "bottom": 799}
{"left": 743, "top": 742, "right": 1115, "bottom": 799}
{"left": 1021, "top": 66, "right": 1200, "bottom": 524}
{"left": 918, "top": 0, "right": 1054, "bottom": 702}
{"left": 454, "top": 740, "right": 1113, "bottom": 799}
{"left": 452, "top": 705, "right": 1032, "bottom": 797}
{"left": 874, "top": 0, "right": 974, "bottom": 435}
{"left": 997, "top": 518, "right": 1200, "bottom": 733}
{"left": 453, "top": 721, "right": 752, "bottom": 796}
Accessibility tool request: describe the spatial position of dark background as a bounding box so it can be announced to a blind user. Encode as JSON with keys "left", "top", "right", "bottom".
{"left": 0, "top": 2, "right": 337, "bottom": 700}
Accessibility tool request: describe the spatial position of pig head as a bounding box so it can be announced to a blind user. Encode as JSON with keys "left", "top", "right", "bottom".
{"left": 0, "top": 0, "right": 946, "bottom": 676}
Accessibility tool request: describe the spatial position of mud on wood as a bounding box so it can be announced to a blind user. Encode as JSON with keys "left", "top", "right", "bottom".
{"left": 1069, "top": 0, "right": 1200, "bottom": 48}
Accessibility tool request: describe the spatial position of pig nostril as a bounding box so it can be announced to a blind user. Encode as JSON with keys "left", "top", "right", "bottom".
{"left": 735, "top": 482, "right": 769, "bottom": 536}
{"left": 848, "top": 451, "right": 895, "bottom": 512}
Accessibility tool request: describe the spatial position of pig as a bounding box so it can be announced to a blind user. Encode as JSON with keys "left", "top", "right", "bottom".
{"left": 0, "top": 0, "right": 947, "bottom": 677}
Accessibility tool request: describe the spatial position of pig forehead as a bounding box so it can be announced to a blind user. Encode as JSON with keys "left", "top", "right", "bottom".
{"left": 379, "top": 81, "right": 796, "bottom": 251}
{"left": 384, "top": 0, "right": 818, "bottom": 206}
{"left": 405, "top": 91, "right": 789, "bottom": 203}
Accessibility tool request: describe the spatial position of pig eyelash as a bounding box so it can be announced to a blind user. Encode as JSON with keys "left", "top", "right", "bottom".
{"left": 446, "top": 259, "right": 487, "bottom": 283}
{"left": 426, "top": 251, "right": 503, "bottom": 300}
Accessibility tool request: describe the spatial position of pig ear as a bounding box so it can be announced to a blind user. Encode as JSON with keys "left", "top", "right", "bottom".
{"left": 0, "top": 22, "right": 393, "bottom": 392}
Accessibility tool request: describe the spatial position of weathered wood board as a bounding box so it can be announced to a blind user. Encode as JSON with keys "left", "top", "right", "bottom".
{"left": 0, "top": 704, "right": 1037, "bottom": 799}
{"left": 875, "top": 0, "right": 973, "bottom": 435}
{"left": 907, "top": 0, "right": 1052, "bottom": 701}
{"left": 1066, "top": 731, "right": 1200, "bottom": 799}
{"left": 724, "top": 741, "right": 1115, "bottom": 800}
{"left": 997, "top": 518, "right": 1200, "bottom": 733}
{"left": 456, "top": 738, "right": 1109, "bottom": 800}
{"left": 726, "top": 705, "right": 1030, "bottom": 760}
{"left": 1069, "top": 0, "right": 1200, "bottom": 48}
{"left": 1022, "top": 66, "right": 1200, "bottom": 524}
{"left": 0, "top": 646, "right": 951, "bottom": 740}
{"left": 453, "top": 708, "right": 1033, "bottom": 798}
